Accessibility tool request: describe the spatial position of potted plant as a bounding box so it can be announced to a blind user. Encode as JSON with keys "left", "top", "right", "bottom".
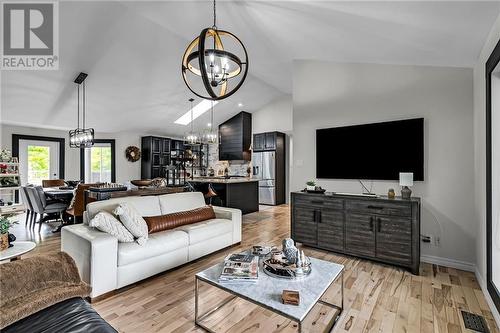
{"left": 0, "top": 215, "right": 17, "bottom": 251}
{"left": 306, "top": 181, "right": 316, "bottom": 191}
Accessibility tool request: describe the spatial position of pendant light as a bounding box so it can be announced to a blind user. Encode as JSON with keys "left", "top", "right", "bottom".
{"left": 202, "top": 100, "right": 217, "bottom": 144}
{"left": 69, "top": 72, "right": 94, "bottom": 148}
{"left": 184, "top": 98, "right": 200, "bottom": 146}
{"left": 182, "top": 0, "right": 248, "bottom": 101}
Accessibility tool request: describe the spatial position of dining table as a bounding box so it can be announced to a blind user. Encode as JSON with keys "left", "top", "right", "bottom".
{"left": 43, "top": 187, "right": 75, "bottom": 203}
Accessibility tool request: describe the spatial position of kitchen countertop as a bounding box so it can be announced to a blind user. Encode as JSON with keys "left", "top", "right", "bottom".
{"left": 189, "top": 177, "right": 258, "bottom": 184}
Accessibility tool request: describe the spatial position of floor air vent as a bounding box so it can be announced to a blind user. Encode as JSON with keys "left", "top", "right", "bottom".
{"left": 461, "top": 311, "right": 490, "bottom": 333}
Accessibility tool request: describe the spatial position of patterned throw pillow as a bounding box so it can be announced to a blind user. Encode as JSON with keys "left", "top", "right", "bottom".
{"left": 113, "top": 203, "right": 149, "bottom": 245}
{"left": 89, "top": 211, "right": 134, "bottom": 243}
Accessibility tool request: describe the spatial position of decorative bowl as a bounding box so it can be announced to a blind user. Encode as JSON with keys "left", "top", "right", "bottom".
{"left": 131, "top": 179, "right": 152, "bottom": 187}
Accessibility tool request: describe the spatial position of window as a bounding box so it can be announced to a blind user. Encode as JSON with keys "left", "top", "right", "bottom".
{"left": 81, "top": 140, "right": 115, "bottom": 183}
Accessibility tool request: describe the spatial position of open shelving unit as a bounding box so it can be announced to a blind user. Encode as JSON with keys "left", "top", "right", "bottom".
{"left": 0, "top": 160, "right": 25, "bottom": 215}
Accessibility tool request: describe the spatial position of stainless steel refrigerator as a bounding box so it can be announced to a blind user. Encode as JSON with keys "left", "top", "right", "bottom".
{"left": 252, "top": 151, "right": 276, "bottom": 205}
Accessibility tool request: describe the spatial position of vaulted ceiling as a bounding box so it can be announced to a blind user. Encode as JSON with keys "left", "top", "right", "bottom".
{"left": 1, "top": 1, "right": 499, "bottom": 136}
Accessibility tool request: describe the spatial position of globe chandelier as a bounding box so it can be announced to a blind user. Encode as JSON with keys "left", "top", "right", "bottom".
{"left": 69, "top": 72, "right": 94, "bottom": 148}
{"left": 182, "top": 0, "right": 248, "bottom": 101}
{"left": 184, "top": 98, "right": 200, "bottom": 146}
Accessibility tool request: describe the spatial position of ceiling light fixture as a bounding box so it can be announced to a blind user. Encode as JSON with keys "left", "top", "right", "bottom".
{"left": 184, "top": 98, "right": 200, "bottom": 146}
{"left": 69, "top": 72, "right": 94, "bottom": 148}
{"left": 174, "top": 99, "right": 219, "bottom": 125}
{"left": 202, "top": 100, "right": 217, "bottom": 145}
{"left": 181, "top": 0, "right": 248, "bottom": 101}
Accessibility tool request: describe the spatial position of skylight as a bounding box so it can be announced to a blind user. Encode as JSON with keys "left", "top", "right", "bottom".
{"left": 174, "top": 100, "right": 219, "bottom": 125}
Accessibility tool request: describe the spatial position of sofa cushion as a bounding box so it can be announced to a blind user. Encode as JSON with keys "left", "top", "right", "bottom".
{"left": 86, "top": 196, "right": 161, "bottom": 221}
{"left": 158, "top": 192, "right": 206, "bottom": 214}
{"left": 113, "top": 203, "right": 149, "bottom": 246}
{"left": 117, "top": 230, "right": 189, "bottom": 266}
{"left": 89, "top": 212, "right": 134, "bottom": 243}
{"left": 176, "top": 218, "right": 233, "bottom": 245}
{"left": 144, "top": 206, "right": 216, "bottom": 234}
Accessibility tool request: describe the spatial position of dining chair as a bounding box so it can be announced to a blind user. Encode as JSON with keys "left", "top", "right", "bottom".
{"left": 26, "top": 186, "right": 68, "bottom": 232}
{"left": 66, "top": 183, "right": 98, "bottom": 224}
{"left": 41, "top": 179, "right": 65, "bottom": 188}
{"left": 19, "top": 186, "right": 34, "bottom": 227}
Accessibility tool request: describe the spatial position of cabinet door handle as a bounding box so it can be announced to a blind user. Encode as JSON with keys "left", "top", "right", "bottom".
{"left": 317, "top": 211, "right": 322, "bottom": 223}
{"left": 367, "top": 205, "right": 384, "bottom": 210}
{"left": 377, "top": 218, "right": 382, "bottom": 232}
{"left": 369, "top": 217, "right": 374, "bottom": 232}
{"left": 311, "top": 200, "right": 323, "bottom": 205}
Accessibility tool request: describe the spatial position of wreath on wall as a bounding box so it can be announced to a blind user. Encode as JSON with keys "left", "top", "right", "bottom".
{"left": 125, "top": 146, "right": 141, "bottom": 162}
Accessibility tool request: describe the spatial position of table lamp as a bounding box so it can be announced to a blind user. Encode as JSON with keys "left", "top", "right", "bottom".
{"left": 399, "top": 172, "right": 413, "bottom": 199}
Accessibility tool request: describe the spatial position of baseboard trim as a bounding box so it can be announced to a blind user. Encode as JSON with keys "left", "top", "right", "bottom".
{"left": 420, "top": 255, "right": 475, "bottom": 272}
{"left": 475, "top": 268, "right": 500, "bottom": 328}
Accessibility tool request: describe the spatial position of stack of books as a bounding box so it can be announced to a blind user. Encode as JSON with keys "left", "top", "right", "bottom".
{"left": 219, "top": 253, "right": 259, "bottom": 283}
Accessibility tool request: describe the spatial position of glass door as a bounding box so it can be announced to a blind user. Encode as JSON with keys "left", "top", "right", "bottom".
{"left": 83, "top": 142, "right": 113, "bottom": 183}
{"left": 18, "top": 139, "right": 60, "bottom": 186}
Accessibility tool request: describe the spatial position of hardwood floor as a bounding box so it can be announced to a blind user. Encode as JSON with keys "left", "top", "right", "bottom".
{"left": 9, "top": 206, "right": 500, "bottom": 333}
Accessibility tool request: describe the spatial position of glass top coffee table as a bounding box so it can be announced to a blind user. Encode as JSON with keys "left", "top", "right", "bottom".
{"left": 195, "top": 254, "right": 344, "bottom": 332}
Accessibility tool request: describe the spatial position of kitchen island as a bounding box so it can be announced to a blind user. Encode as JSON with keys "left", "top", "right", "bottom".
{"left": 189, "top": 177, "right": 259, "bottom": 214}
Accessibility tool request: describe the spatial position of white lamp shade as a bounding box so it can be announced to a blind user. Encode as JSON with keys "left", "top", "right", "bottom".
{"left": 399, "top": 172, "right": 414, "bottom": 186}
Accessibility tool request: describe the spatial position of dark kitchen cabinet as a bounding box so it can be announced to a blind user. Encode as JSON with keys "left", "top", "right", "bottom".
{"left": 253, "top": 133, "right": 265, "bottom": 151}
{"left": 219, "top": 111, "right": 252, "bottom": 161}
{"left": 253, "top": 132, "right": 279, "bottom": 152}
{"left": 141, "top": 136, "right": 171, "bottom": 179}
{"left": 291, "top": 192, "right": 420, "bottom": 274}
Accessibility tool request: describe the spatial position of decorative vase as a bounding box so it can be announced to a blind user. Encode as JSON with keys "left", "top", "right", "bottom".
{"left": 388, "top": 188, "right": 396, "bottom": 199}
{"left": 306, "top": 185, "right": 315, "bottom": 191}
{"left": 401, "top": 186, "right": 412, "bottom": 199}
{"left": 0, "top": 233, "right": 8, "bottom": 251}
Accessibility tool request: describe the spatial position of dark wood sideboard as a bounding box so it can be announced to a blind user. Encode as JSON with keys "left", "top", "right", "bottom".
{"left": 291, "top": 191, "right": 421, "bottom": 274}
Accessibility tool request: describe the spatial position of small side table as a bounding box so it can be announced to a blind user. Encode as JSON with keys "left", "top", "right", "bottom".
{"left": 0, "top": 241, "right": 36, "bottom": 262}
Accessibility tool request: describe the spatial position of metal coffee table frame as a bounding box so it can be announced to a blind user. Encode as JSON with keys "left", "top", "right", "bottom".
{"left": 195, "top": 267, "right": 344, "bottom": 332}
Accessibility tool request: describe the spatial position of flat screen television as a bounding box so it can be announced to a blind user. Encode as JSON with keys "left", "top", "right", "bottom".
{"left": 316, "top": 118, "right": 424, "bottom": 181}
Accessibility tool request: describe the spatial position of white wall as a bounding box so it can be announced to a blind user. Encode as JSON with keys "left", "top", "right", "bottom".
{"left": 293, "top": 61, "right": 475, "bottom": 266}
{"left": 252, "top": 96, "right": 293, "bottom": 134}
{"left": 0, "top": 124, "right": 145, "bottom": 183}
{"left": 474, "top": 13, "right": 500, "bottom": 324}
{"left": 251, "top": 95, "right": 293, "bottom": 203}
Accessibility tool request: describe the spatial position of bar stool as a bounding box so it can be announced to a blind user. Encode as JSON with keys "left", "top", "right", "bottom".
{"left": 204, "top": 183, "right": 218, "bottom": 205}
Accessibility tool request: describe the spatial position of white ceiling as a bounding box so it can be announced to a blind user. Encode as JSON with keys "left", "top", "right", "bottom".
{"left": 1, "top": 1, "right": 499, "bottom": 136}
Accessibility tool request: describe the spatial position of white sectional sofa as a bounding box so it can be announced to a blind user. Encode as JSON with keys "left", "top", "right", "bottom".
{"left": 61, "top": 192, "right": 242, "bottom": 299}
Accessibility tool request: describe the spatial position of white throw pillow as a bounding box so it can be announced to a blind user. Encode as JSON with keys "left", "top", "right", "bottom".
{"left": 113, "top": 203, "right": 149, "bottom": 245}
{"left": 89, "top": 211, "right": 134, "bottom": 243}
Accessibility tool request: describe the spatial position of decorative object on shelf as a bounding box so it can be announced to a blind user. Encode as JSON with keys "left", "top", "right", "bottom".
{"left": 282, "top": 290, "right": 300, "bottom": 306}
{"left": 125, "top": 146, "right": 141, "bottom": 162}
{"left": 388, "top": 188, "right": 396, "bottom": 199}
{"left": 184, "top": 98, "right": 200, "bottom": 145}
{"left": 0, "top": 149, "right": 12, "bottom": 162}
{"left": 0, "top": 177, "right": 19, "bottom": 188}
{"left": 399, "top": 172, "right": 414, "bottom": 199}
{"left": 130, "top": 179, "right": 152, "bottom": 188}
{"left": 282, "top": 238, "right": 298, "bottom": 263}
{"left": 202, "top": 101, "right": 218, "bottom": 144}
{"left": 0, "top": 215, "right": 18, "bottom": 251}
{"left": 306, "top": 181, "right": 316, "bottom": 191}
{"left": 69, "top": 72, "right": 94, "bottom": 148}
{"left": 150, "top": 177, "right": 168, "bottom": 188}
{"left": 181, "top": 0, "right": 248, "bottom": 100}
